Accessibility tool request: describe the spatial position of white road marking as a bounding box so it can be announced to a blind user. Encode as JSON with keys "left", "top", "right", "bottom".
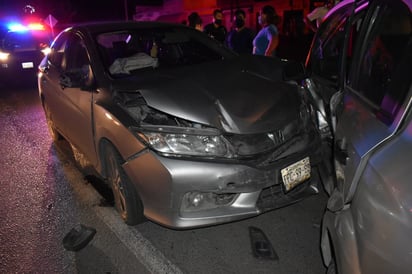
{"left": 93, "top": 201, "right": 183, "bottom": 274}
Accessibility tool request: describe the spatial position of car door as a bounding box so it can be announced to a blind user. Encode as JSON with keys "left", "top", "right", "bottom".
{"left": 304, "top": 0, "right": 369, "bottom": 193}
{"left": 42, "top": 31, "right": 97, "bottom": 162}
{"left": 331, "top": 0, "right": 412, "bottom": 207}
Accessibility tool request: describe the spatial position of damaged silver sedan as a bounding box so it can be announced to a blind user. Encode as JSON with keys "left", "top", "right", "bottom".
{"left": 38, "top": 22, "right": 322, "bottom": 228}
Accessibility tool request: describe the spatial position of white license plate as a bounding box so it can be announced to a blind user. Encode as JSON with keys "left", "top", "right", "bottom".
{"left": 22, "top": 62, "right": 34, "bottom": 69}
{"left": 281, "top": 157, "right": 311, "bottom": 191}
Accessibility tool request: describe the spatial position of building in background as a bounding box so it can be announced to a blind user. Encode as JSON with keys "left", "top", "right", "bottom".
{"left": 133, "top": 0, "right": 325, "bottom": 32}
{"left": 133, "top": 0, "right": 322, "bottom": 61}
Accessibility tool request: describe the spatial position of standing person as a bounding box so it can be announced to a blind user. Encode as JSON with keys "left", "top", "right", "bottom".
{"left": 253, "top": 5, "right": 280, "bottom": 57}
{"left": 204, "top": 9, "right": 227, "bottom": 43}
{"left": 304, "top": 0, "right": 335, "bottom": 32}
{"left": 188, "top": 12, "right": 203, "bottom": 31}
{"left": 226, "top": 9, "right": 254, "bottom": 54}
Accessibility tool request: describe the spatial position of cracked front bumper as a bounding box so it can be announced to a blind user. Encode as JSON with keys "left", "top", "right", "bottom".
{"left": 123, "top": 131, "right": 322, "bottom": 229}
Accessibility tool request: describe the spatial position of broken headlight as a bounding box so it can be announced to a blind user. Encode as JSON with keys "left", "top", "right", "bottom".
{"left": 139, "top": 126, "right": 229, "bottom": 157}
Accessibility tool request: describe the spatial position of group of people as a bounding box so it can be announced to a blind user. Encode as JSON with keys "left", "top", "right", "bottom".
{"left": 186, "top": 1, "right": 336, "bottom": 58}
{"left": 187, "top": 5, "right": 280, "bottom": 58}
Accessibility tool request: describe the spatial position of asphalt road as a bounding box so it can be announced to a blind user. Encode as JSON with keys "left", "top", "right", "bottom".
{"left": 0, "top": 82, "right": 328, "bottom": 274}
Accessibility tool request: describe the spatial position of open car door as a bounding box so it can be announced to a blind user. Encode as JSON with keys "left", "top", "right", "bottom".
{"left": 328, "top": 0, "right": 412, "bottom": 209}
{"left": 303, "top": 0, "right": 369, "bottom": 194}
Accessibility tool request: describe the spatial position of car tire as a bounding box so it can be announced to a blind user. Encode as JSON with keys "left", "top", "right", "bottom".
{"left": 104, "top": 144, "right": 145, "bottom": 225}
{"left": 43, "top": 102, "right": 61, "bottom": 142}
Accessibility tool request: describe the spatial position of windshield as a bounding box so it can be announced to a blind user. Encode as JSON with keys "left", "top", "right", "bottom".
{"left": 2, "top": 30, "right": 51, "bottom": 51}
{"left": 96, "top": 27, "right": 233, "bottom": 77}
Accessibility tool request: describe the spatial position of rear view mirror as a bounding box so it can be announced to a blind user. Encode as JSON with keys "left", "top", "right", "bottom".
{"left": 282, "top": 60, "right": 307, "bottom": 82}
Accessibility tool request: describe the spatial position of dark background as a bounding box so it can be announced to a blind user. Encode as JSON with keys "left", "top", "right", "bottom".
{"left": 0, "top": 0, "right": 134, "bottom": 23}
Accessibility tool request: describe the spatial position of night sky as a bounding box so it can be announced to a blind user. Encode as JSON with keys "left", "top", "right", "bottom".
{"left": 0, "top": 0, "right": 129, "bottom": 23}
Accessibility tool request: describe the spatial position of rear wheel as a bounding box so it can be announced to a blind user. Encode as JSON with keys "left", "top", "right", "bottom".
{"left": 104, "top": 144, "right": 145, "bottom": 225}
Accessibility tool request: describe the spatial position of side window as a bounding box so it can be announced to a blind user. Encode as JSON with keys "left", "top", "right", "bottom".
{"left": 344, "top": 10, "right": 367, "bottom": 81}
{"left": 64, "top": 34, "right": 90, "bottom": 73}
{"left": 308, "top": 4, "right": 353, "bottom": 81}
{"left": 48, "top": 33, "right": 68, "bottom": 69}
{"left": 354, "top": 1, "right": 412, "bottom": 126}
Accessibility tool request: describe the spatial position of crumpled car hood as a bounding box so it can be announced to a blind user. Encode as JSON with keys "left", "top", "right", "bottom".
{"left": 114, "top": 58, "right": 301, "bottom": 134}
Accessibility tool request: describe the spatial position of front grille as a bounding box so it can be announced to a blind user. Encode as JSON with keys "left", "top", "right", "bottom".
{"left": 256, "top": 178, "right": 315, "bottom": 212}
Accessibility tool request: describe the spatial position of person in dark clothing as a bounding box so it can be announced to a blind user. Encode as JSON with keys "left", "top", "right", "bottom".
{"left": 204, "top": 9, "right": 227, "bottom": 43}
{"left": 226, "top": 9, "right": 254, "bottom": 54}
{"left": 188, "top": 12, "right": 202, "bottom": 31}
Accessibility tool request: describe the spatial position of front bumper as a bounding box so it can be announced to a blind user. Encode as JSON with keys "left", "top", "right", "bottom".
{"left": 0, "top": 51, "right": 42, "bottom": 77}
{"left": 123, "top": 131, "right": 322, "bottom": 229}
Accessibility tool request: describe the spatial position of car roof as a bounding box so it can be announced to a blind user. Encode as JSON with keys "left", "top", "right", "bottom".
{"left": 325, "top": 0, "right": 412, "bottom": 21}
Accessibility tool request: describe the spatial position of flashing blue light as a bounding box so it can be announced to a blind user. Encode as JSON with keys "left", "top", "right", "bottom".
{"left": 7, "top": 23, "right": 28, "bottom": 32}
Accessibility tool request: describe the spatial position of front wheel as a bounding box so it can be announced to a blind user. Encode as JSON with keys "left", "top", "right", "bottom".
{"left": 43, "top": 101, "right": 61, "bottom": 143}
{"left": 104, "top": 144, "right": 145, "bottom": 225}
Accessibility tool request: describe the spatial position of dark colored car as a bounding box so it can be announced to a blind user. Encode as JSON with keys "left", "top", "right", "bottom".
{"left": 0, "top": 22, "right": 51, "bottom": 83}
{"left": 303, "top": 0, "right": 412, "bottom": 273}
{"left": 38, "top": 21, "right": 323, "bottom": 229}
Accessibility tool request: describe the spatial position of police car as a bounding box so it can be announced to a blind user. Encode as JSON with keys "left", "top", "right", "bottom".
{"left": 0, "top": 21, "right": 51, "bottom": 83}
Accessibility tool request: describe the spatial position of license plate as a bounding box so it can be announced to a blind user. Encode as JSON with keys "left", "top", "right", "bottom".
{"left": 281, "top": 157, "right": 311, "bottom": 191}
{"left": 22, "top": 62, "right": 34, "bottom": 69}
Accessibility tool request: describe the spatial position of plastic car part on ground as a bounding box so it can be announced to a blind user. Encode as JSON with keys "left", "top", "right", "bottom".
{"left": 62, "top": 224, "right": 97, "bottom": 251}
{"left": 249, "top": 226, "right": 279, "bottom": 260}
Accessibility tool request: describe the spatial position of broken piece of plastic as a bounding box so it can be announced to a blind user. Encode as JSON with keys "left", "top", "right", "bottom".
{"left": 62, "top": 224, "right": 96, "bottom": 251}
{"left": 249, "top": 226, "right": 279, "bottom": 260}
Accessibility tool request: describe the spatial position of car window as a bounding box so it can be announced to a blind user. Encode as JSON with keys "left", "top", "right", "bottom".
{"left": 64, "top": 34, "right": 90, "bottom": 72}
{"left": 344, "top": 8, "right": 367, "bottom": 82}
{"left": 48, "top": 33, "right": 68, "bottom": 69}
{"left": 353, "top": 1, "right": 412, "bottom": 126}
{"left": 2, "top": 30, "right": 51, "bottom": 51}
{"left": 96, "top": 27, "right": 228, "bottom": 77}
{"left": 307, "top": 3, "right": 354, "bottom": 81}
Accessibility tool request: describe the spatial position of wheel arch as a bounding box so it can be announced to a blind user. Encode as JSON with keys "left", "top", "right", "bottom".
{"left": 98, "top": 138, "right": 121, "bottom": 179}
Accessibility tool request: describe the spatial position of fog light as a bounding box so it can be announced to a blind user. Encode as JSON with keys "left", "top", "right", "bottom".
{"left": 181, "top": 191, "right": 237, "bottom": 213}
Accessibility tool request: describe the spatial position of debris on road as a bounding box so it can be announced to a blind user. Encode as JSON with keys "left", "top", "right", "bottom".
{"left": 63, "top": 224, "right": 96, "bottom": 251}
{"left": 249, "top": 226, "right": 279, "bottom": 260}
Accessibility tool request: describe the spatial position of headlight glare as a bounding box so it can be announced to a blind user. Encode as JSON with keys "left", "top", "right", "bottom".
{"left": 0, "top": 51, "right": 10, "bottom": 61}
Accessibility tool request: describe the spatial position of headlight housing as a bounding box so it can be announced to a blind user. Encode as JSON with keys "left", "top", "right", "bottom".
{"left": 122, "top": 96, "right": 303, "bottom": 159}
{"left": 138, "top": 126, "right": 230, "bottom": 158}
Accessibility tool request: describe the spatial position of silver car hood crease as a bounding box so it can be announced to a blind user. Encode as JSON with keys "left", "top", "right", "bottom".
{"left": 114, "top": 60, "right": 300, "bottom": 134}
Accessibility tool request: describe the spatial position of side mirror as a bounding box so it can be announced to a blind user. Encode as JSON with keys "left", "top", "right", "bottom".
{"left": 59, "top": 71, "right": 83, "bottom": 89}
{"left": 282, "top": 60, "right": 307, "bottom": 82}
{"left": 59, "top": 73, "right": 71, "bottom": 88}
{"left": 59, "top": 66, "right": 95, "bottom": 91}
